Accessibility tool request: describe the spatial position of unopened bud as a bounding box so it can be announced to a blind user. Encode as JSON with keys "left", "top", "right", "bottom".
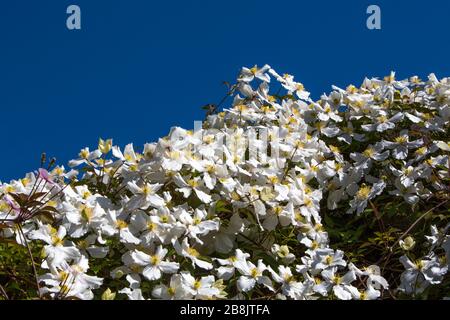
{"left": 399, "top": 236, "right": 416, "bottom": 251}
{"left": 101, "top": 288, "right": 116, "bottom": 300}
{"left": 99, "top": 138, "right": 113, "bottom": 154}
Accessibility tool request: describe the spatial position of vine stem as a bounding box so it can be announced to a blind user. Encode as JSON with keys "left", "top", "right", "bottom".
{"left": 391, "top": 199, "right": 449, "bottom": 251}
{"left": 378, "top": 199, "right": 449, "bottom": 271}
{"left": 282, "top": 146, "right": 298, "bottom": 182}
{"left": 0, "top": 283, "right": 8, "bottom": 300}
{"left": 17, "top": 224, "right": 41, "bottom": 298}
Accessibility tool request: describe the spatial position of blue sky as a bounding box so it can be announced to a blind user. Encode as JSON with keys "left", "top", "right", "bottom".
{"left": 1, "top": 0, "right": 450, "bottom": 182}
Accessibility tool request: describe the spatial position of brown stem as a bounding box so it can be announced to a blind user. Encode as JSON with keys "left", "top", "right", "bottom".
{"left": 392, "top": 199, "right": 449, "bottom": 250}
{"left": 378, "top": 199, "right": 449, "bottom": 271}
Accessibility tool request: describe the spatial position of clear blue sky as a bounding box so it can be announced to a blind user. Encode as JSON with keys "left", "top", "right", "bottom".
{"left": 1, "top": 0, "right": 450, "bottom": 182}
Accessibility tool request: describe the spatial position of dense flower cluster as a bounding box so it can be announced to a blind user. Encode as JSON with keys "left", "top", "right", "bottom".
{"left": 0, "top": 65, "right": 449, "bottom": 300}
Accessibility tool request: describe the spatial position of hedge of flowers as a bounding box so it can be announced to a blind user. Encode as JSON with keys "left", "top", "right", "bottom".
{"left": 0, "top": 65, "right": 449, "bottom": 300}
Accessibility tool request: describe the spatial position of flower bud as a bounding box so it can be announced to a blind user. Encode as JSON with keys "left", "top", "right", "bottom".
{"left": 101, "top": 288, "right": 116, "bottom": 300}
{"left": 98, "top": 138, "right": 113, "bottom": 154}
{"left": 400, "top": 236, "right": 416, "bottom": 251}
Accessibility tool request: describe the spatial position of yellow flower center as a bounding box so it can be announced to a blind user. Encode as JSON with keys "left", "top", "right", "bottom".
{"left": 294, "top": 212, "right": 304, "bottom": 223}
{"left": 269, "top": 176, "right": 279, "bottom": 184}
{"left": 274, "top": 206, "right": 283, "bottom": 215}
{"left": 0, "top": 201, "right": 9, "bottom": 211}
{"left": 304, "top": 197, "right": 313, "bottom": 207}
{"left": 346, "top": 85, "right": 357, "bottom": 93}
{"left": 203, "top": 136, "right": 214, "bottom": 144}
{"left": 403, "top": 167, "right": 413, "bottom": 175}
{"left": 325, "top": 255, "right": 334, "bottom": 265}
{"left": 187, "top": 247, "right": 200, "bottom": 257}
{"left": 116, "top": 220, "right": 128, "bottom": 230}
{"left": 168, "top": 287, "right": 176, "bottom": 296}
{"left": 415, "top": 260, "right": 424, "bottom": 270}
{"left": 284, "top": 274, "right": 294, "bottom": 283}
{"left": 59, "top": 271, "right": 69, "bottom": 281}
{"left": 147, "top": 222, "right": 157, "bottom": 231}
{"left": 356, "top": 185, "right": 371, "bottom": 200}
{"left": 295, "top": 141, "right": 305, "bottom": 148}
{"left": 377, "top": 115, "right": 388, "bottom": 123}
{"left": 314, "top": 223, "right": 324, "bottom": 232}
{"left": 188, "top": 179, "right": 199, "bottom": 188}
{"left": 142, "top": 185, "right": 153, "bottom": 196}
{"left": 77, "top": 239, "right": 89, "bottom": 249}
{"left": 80, "top": 205, "right": 93, "bottom": 222}
{"left": 46, "top": 200, "right": 57, "bottom": 208}
{"left": 363, "top": 148, "right": 375, "bottom": 158}
{"left": 261, "top": 105, "right": 271, "bottom": 113}
{"left": 395, "top": 136, "right": 408, "bottom": 144}
{"left": 150, "top": 255, "right": 160, "bottom": 265}
{"left": 415, "top": 147, "right": 427, "bottom": 155}
{"left": 51, "top": 235, "right": 63, "bottom": 246}
{"left": 169, "top": 151, "right": 180, "bottom": 160}
{"left": 330, "top": 145, "right": 340, "bottom": 153}
{"left": 236, "top": 105, "right": 247, "bottom": 112}
{"left": 333, "top": 276, "right": 342, "bottom": 285}
{"left": 316, "top": 122, "right": 326, "bottom": 130}
{"left": 194, "top": 280, "right": 202, "bottom": 289}
{"left": 80, "top": 149, "right": 89, "bottom": 159}
{"left": 231, "top": 191, "right": 241, "bottom": 201}
{"left": 206, "top": 165, "right": 215, "bottom": 173}
{"left": 124, "top": 154, "right": 133, "bottom": 162}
